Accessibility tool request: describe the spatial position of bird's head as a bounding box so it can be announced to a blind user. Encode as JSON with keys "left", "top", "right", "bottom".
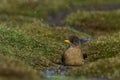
{"left": 64, "top": 36, "right": 80, "bottom": 46}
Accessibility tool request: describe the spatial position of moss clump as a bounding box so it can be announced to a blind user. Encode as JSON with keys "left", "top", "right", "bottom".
{"left": 0, "top": 54, "right": 41, "bottom": 80}
{"left": 84, "top": 32, "right": 120, "bottom": 61}
{"left": 0, "top": 18, "right": 89, "bottom": 70}
{"left": 0, "top": 0, "right": 70, "bottom": 19}
{"left": 1, "top": 0, "right": 120, "bottom": 20}
{"left": 67, "top": 0, "right": 120, "bottom": 6}
{"left": 66, "top": 57, "right": 120, "bottom": 80}
{"left": 66, "top": 32, "right": 120, "bottom": 79}
{"left": 65, "top": 10, "right": 120, "bottom": 35}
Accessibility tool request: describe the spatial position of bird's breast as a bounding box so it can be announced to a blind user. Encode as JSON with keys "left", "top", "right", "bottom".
{"left": 63, "top": 47, "right": 84, "bottom": 66}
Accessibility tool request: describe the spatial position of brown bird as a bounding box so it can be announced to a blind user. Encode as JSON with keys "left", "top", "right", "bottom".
{"left": 62, "top": 36, "right": 85, "bottom": 66}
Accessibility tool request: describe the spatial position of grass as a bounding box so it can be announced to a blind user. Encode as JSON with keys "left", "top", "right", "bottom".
{"left": 0, "top": 0, "right": 120, "bottom": 80}
{"left": 67, "top": 57, "right": 120, "bottom": 80}
{"left": 43, "top": 76, "right": 98, "bottom": 80}
{"left": 0, "top": 0, "right": 120, "bottom": 20}
{"left": 65, "top": 10, "right": 120, "bottom": 35}
{"left": 0, "top": 0, "right": 70, "bottom": 19}
{"left": 0, "top": 15, "right": 89, "bottom": 70}
{"left": 0, "top": 54, "right": 41, "bottom": 80}
{"left": 84, "top": 32, "right": 120, "bottom": 61}
{"left": 69, "top": 0, "right": 120, "bottom": 6}
{"left": 66, "top": 32, "right": 120, "bottom": 80}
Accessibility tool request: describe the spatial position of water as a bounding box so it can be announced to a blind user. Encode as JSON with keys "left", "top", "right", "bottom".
{"left": 42, "top": 66, "right": 109, "bottom": 80}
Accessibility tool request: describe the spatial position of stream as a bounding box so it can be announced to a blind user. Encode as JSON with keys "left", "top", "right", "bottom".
{"left": 42, "top": 4, "right": 120, "bottom": 80}
{"left": 47, "top": 4, "right": 120, "bottom": 27}
{"left": 42, "top": 65, "right": 109, "bottom": 80}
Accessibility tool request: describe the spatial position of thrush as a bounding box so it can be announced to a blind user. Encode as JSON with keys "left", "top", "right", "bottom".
{"left": 62, "top": 36, "right": 87, "bottom": 66}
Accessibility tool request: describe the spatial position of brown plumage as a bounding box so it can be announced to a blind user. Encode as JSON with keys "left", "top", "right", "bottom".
{"left": 62, "top": 36, "right": 85, "bottom": 66}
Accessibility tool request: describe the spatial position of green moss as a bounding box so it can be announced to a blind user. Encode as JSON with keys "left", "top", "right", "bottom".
{"left": 68, "top": 0, "right": 120, "bottom": 6}
{"left": 0, "top": 54, "right": 41, "bottom": 80}
{"left": 44, "top": 76, "right": 97, "bottom": 80}
{"left": 0, "top": 0, "right": 70, "bottom": 19}
{"left": 66, "top": 57, "right": 120, "bottom": 80}
{"left": 65, "top": 10, "right": 120, "bottom": 35}
{"left": 0, "top": 18, "right": 89, "bottom": 70}
{"left": 0, "top": 1, "right": 120, "bottom": 79}
{"left": 66, "top": 32, "right": 120, "bottom": 79}
{"left": 0, "top": 0, "right": 120, "bottom": 19}
{"left": 84, "top": 32, "right": 120, "bottom": 61}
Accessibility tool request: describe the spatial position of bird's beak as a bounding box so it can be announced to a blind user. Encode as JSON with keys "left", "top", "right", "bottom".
{"left": 64, "top": 40, "right": 71, "bottom": 44}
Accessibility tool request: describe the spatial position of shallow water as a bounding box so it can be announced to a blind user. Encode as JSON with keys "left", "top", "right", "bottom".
{"left": 42, "top": 66, "right": 109, "bottom": 80}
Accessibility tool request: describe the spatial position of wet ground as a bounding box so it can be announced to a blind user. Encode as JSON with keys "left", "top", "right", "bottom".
{"left": 47, "top": 4, "right": 120, "bottom": 27}
{"left": 43, "top": 4, "right": 120, "bottom": 80}
{"left": 42, "top": 66, "right": 110, "bottom": 80}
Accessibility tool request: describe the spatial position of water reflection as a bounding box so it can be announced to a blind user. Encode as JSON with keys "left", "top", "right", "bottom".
{"left": 42, "top": 65, "right": 67, "bottom": 78}
{"left": 42, "top": 65, "right": 109, "bottom": 80}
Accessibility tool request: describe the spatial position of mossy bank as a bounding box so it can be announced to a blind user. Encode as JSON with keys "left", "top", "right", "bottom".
{"left": 0, "top": 0, "right": 120, "bottom": 80}
{"left": 66, "top": 32, "right": 120, "bottom": 80}
{"left": 65, "top": 10, "right": 120, "bottom": 35}
{"left": 0, "top": 16, "right": 89, "bottom": 79}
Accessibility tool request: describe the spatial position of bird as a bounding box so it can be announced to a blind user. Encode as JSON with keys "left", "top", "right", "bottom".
{"left": 62, "top": 35, "right": 87, "bottom": 66}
